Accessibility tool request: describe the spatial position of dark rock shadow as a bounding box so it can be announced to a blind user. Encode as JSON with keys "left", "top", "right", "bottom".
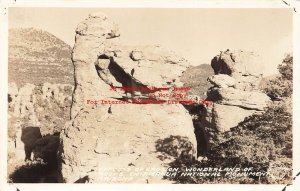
{"left": 182, "top": 103, "right": 214, "bottom": 156}
{"left": 21, "top": 127, "right": 42, "bottom": 161}
{"left": 193, "top": 121, "right": 210, "bottom": 156}
{"left": 33, "top": 135, "right": 60, "bottom": 165}
{"left": 9, "top": 162, "right": 59, "bottom": 183}
{"left": 11, "top": 126, "right": 61, "bottom": 183}
{"left": 74, "top": 175, "right": 90, "bottom": 183}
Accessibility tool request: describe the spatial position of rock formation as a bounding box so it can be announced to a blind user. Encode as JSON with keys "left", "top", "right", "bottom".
{"left": 7, "top": 82, "right": 72, "bottom": 175}
{"left": 7, "top": 12, "right": 292, "bottom": 185}
{"left": 8, "top": 82, "right": 73, "bottom": 135}
{"left": 203, "top": 50, "right": 271, "bottom": 132}
{"left": 60, "top": 12, "right": 197, "bottom": 183}
{"left": 8, "top": 28, "right": 74, "bottom": 180}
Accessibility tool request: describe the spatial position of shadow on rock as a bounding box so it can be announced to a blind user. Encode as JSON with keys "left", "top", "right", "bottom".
{"left": 21, "top": 127, "right": 42, "bottom": 161}
{"left": 9, "top": 162, "right": 59, "bottom": 183}
{"left": 33, "top": 135, "right": 60, "bottom": 165}
{"left": 12, "top": 126, "right": 61, "bottom": 183}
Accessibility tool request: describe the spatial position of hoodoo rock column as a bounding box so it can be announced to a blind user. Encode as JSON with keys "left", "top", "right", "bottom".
{"left": 60, "top": 13, "right": 197, "bottom": 183}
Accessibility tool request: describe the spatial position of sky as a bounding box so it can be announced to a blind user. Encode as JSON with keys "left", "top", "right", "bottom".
{"left": 8, "top": 8, "right": 293, "bottom": 75}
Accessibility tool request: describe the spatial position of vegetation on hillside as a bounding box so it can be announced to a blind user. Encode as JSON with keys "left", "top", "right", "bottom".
{"left": 9, "top": 28, "right": 74, "bottom": 86}
{"left": 180, "top": 64, "right": 214, "bottom": 99}
{"left": 263, "top": 54, "right": 292, "bottom": 100}
{"left": 163, "top": 55, "right": 293, "bottom": 184}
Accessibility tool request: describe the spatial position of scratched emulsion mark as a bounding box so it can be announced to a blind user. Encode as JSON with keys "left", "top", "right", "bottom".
{"left": 280, "top": 2, "right": 298, "bottom": 187}
{"left": 281, "top": 172, "right": 300, "bottom": 191}
{"left": 282, "top": 0, "right": 298, "bottom": 12}
{"left": 3, "top": 7, "right": 7, "bottom": 15}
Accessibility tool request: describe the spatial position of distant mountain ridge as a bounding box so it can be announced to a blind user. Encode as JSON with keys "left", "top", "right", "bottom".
{"left": 180, "top": 64, "right": 214, "bottom": 99}
{"left": 9, "top": 28, "right": 74, "bottom": 86}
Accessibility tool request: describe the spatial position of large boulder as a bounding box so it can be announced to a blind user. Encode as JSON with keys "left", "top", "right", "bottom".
{"left": 61, "top": 104, "right": 195, "bottom": 183}
{"left": 60, "top": 12, "right": 197, "bottom": 183}
{"left": 211, "top": 50, "right": 263, "bottom": 77}
{"left": 202, "top": 50, "right": 271, "bottom": 132}
{"left": 207, "top": 74, "right": 236, "bottom": 88}
{"left": 95, "top": 44, "right": 188, "bottom": 94}
{"left": 207, "top": 87, "right": 270, "bottom": 111}
{"left": 76, "top": 12, "right": 120, "bottom": 38}
{"left": 72, "top": 15, "right": 190, "bottom": 117}
{"left": 211, "top": 50, "right": 264, "bottom": 91}
{"left": 210, "top": 104, "right": 258, "bottom": 132}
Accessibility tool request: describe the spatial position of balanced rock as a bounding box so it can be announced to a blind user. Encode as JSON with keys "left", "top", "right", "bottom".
{"left": 211, "top": 50, "right": 263, "bottom": 91}
{"left": 71, "top": 13, "right": 190, "bottom": 117}
{"left": 60, "top": 12, "right": 197, "bottom": 183}
{"left": 76, "top": 12, "right": 120, "bottom": 38}
{"left": 203, "top": 50, "right": 271, "bottom": 132}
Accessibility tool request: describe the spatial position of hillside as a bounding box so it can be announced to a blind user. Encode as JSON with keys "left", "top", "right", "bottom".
{"left": 180, "top": 64, "right": 214, "bottom": 99}
{"left": 9, "top": 28, "right": 73, "bottom": 86}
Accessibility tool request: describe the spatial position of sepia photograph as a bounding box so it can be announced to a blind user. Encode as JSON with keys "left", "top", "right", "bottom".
{"left": 2, "top": 4, "right": 297, "bottom": 190}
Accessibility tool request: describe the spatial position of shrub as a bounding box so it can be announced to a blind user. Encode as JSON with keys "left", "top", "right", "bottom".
{"left": 208, "top": 103, "right": 292, "bottom": 183}
{"left": 263, "top": 54, "right": 293, "bottom": 100}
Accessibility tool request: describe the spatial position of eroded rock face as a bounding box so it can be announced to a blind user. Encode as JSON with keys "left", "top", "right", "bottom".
{"left": 62, "top": 104, "right": 195, "bottom": 183}
{"left": 71, "top": 13, "right": 190, "bottom": 117}
{"left": 207, "top": 87, "right": 270, "bottom": 111}
{"left": 210, "top": 104, "right": 256, "bottom": 131}
{"left": 60, "top": 12, "right": 197, "bottom": 183}
{"left": 207, "top": 74, "right": 236, "bottom": 88}
{"left": 211, "top": 50, "right": 264, "bottom": 91}
{"left": 7, "top": 82, "right": 72, "bottom": 166}
{"left": 8, "top": 27, "right": 74, "bottom": 183}
{"left": 202, "top": 50, "right": 271, "bottom": 132}
{"left": 8, "top": 82, "right": 73, "bottom": 136}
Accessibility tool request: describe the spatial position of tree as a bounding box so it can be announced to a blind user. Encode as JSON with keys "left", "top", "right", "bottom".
{"left": 263, "top": 54, "right": 293, "bottom": 100}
